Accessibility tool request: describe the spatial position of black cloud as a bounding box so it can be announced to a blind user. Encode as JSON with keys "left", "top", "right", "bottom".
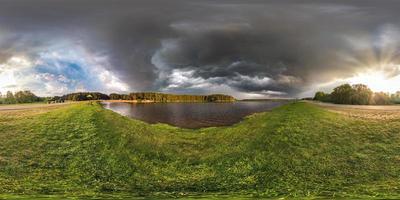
{"left": 1, "top": 0, "right": 400, "bottom": 97}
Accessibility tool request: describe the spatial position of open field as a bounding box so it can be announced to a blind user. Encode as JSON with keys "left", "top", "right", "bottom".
{"left": 0, "top": 102, "right": 74, "bottom": 111}
{"left": 308, "top": 100, "right": 400, "bottom": 110}
{"left": 309, "top": 101, "right": 400, "bottom": 120}
{"left": 0, "top": 102, "right": 399, "bottom": 199}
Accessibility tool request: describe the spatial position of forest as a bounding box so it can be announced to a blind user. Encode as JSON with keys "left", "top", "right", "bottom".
{"left": 314, "top": 84, "right": 400, "bottom": 105}
{"left": 62, "top": 92, "right": 110, "bottom": 101}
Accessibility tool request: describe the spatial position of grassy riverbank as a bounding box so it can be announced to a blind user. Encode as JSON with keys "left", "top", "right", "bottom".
{"left": 0, "top": 102, "right": 399, "bottom": 199}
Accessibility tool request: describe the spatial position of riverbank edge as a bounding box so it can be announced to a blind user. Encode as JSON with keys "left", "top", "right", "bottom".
{"left": 102, "top": 99, "right": 239, "bottom": 104}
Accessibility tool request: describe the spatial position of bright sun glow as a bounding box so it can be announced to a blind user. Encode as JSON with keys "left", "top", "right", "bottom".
{"left": 0, "top": 56, "right": 27, "bottom": 93}
{"left": 347, "top": 70, "right": 400, "bottom": 93}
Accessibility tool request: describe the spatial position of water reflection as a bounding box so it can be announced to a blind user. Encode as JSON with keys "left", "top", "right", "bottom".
{"left": 102, "top": 101, "right": 288, "bottom": 128}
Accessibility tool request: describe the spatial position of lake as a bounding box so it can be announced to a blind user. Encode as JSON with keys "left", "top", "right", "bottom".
{"left": 102, "top": 101, "right": 289, "bottom": 128}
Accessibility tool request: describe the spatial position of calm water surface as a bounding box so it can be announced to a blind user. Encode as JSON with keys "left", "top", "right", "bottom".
{"left": 102, "top": 101, "right": 289, "bottom": 128}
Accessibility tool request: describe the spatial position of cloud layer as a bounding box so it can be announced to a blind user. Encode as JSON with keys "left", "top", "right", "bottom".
{"left": 1, "top": 0, "right": 400, "bottom": 98}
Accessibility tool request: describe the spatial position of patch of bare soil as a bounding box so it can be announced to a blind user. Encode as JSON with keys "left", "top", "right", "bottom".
{"left": 0, "top": 103, "right": 74, "bottom": 118}
{"left": 0, "top": 102, "right": 73, "bottom": 111}
{"left": 306, "top": 101, "right": 400, "bottom": 120}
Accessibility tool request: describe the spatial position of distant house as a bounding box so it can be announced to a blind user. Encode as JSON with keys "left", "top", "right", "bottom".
{"left": 47, "top": 96, "right": 65, "bottom": 104}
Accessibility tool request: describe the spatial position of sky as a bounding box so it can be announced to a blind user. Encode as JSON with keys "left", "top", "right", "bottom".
{"left": 1, "top": 0, "right": 400, "bottom": 98}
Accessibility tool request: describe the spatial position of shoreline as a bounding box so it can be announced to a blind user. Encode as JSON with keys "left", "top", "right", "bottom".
{"left": 101, "top": 99, "right": 237, "bottom": 103}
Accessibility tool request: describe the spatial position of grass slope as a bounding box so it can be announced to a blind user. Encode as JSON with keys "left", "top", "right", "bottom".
{"left": 0, "top": 102, "right": 399, "bottom": 198}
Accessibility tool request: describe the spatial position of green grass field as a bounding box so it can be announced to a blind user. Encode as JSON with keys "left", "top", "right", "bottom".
{"left": 0, "top": 102, "right": 399, "bottom": 199}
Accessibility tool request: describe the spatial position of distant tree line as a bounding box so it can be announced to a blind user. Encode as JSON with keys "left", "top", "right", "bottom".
{"left": 314, "top": 84, "right": 399, "bottom": 105}
{"left": 62, "top": 92, "right": 110, "bottom": 101}
{"left": 0, "top": 91, "right": 236, "bottom": 104}
{"left": 109, "top": 92, "right": 236, "bottom": 102}
{"left": 0, "top": 90, "right": 44, "bottom": 104}
{"left": 59, "top": 92, "right": 235, "bottom": 102}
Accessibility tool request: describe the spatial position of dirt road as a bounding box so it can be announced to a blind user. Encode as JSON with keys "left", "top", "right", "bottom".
{"left": 0, "top": 102, "right": 73, "bottom": 112}
{"left": 306, "top": 101, "right": 400, "bottom": 120}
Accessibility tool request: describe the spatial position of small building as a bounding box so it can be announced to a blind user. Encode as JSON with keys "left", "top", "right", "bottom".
{"left": 47, "top": 96, "right": 65, "bottom": 104}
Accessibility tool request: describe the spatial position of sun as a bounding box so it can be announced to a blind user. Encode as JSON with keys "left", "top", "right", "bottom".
{"left": 347, "top": 69, "right": 400, "bottom": 93}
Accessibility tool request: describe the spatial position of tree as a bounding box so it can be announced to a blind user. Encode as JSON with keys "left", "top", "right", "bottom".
{"left": 14, "top": 90, "right": 38, "bottom": 103}
{"left": 391, "top": 91, "right": 400, "bottom": 104}
{"left": 331, "top": 84, "right": 354, "bottom": 104}
{"left": 62, "top": 92, "right": 110, "bottom": 101}
{"left": 108, "top": 92, "right": 236, "bottom": 102}
{"left": 351, "top": 84, "right": 373, "bottom": 105}
{"left": 315, "top": 84, "right": 378, "bottom": 105}
{"left": 373, "top": 92, "right": 391, "bottom": 105}
{"left": 4, "top": 91, "right": 16, "bottom": 104}
{"left": 313, "top": 91, "right": 331, "bottom": 102}
{"left": 110, "top": 93, "right": 123, "bottom": 100}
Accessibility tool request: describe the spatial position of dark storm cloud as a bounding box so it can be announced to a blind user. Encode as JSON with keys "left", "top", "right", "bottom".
{"left": 1, "top": 0, "right": 400, "bottom": 96}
